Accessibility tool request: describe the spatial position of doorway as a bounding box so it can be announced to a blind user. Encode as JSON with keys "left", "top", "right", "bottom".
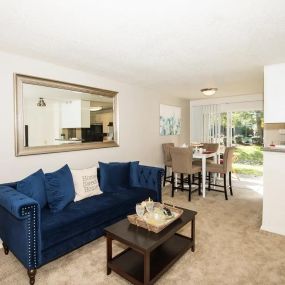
{"left": 220, "top": 110, "right": 264, "bottom": 194}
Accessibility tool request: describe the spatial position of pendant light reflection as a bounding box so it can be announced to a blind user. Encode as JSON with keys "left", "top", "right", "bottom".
{"left": 37, "top": 97, "right": 46, "bottom": 107}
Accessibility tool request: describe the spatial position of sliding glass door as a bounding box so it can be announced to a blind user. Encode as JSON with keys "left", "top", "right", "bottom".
{"left": 222, "top": 111, "right": 264, "bottom": 177}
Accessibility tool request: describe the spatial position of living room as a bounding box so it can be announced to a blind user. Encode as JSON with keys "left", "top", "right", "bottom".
{"left": 0, "top": 1, "right": 285, "bottom": 284}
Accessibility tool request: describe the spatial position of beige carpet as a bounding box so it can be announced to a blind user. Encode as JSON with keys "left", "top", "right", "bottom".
{"left": 1, "top": 186, "right": 285, "bottom": 285}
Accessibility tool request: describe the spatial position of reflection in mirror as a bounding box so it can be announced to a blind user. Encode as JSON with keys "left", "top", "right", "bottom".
{"left": 15, "top": 74, "right": 118, "bottom": 156}
{"left": 23, "top": 85, "right": 114, "bottom": 146}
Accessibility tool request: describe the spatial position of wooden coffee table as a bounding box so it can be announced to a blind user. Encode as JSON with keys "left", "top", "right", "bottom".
{"left": 104, "top": 206, "right": 197, "bottom": 285}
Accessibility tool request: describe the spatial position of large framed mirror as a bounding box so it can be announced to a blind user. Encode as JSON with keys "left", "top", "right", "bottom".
{"left": 14, "top": 74, "right": 119, "bottom": 156}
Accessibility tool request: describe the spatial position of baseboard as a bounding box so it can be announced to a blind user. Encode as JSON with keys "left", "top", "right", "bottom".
{"left": 260, "top": 224, "right": 285, "bottom": 237}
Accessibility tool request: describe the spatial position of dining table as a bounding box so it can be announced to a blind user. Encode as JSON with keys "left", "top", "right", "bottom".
{"left": 193, "top": 151, "right": 218, "bottom": 198}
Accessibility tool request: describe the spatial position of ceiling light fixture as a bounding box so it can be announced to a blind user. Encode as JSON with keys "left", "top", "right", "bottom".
{"left": 89, "top": 106, "right": 103, "bottom": 112}
{"left": 37, "top": 97, "right": 46, "bottom": 107}
{"left": 201, "top": 88, "right": 218, "bottom": 96}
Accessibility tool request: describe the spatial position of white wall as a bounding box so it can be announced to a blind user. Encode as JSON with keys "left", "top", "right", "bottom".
{"left": 190, "top": 106, "right": 204, "bottom": 142}
{"left": 0, "top": 51, "right": 189, "bottom": 183}
{"left": 262, "top": 152, "right": 285, "bottom": 236}
{"left": 264, "top": 63, "right": 285, "bottom": 123}
{"left": 262, "top": 63, "right": 285, "bottom": 236}
{"left": 24, "top": 98, "right": 61, "bottom": 146}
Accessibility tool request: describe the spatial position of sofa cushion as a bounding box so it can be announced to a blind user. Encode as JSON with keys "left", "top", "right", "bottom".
{"left": 41, "top": 187, "right": 157, "bottom": 250}
{"left": 98, "top": 162, "right": 130, "bottom": 192}
{"left": 71, "top": 166, "right": 102, "bottom": 202}
{"left": 45, "top": 165, "right": 75, "bottom": 213}
{"left": 17, "top": 169, "right": 47, "bottom": 208}
{"left": 129, "top": 161, "right": 141, "bottom": 188}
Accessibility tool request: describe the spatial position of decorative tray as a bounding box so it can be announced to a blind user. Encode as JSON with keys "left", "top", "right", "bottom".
{"left": 127, "top": 202, "right": 183, "bottom": 233}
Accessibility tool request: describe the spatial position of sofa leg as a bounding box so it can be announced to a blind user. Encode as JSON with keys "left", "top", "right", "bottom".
{"left": 2, "top": 242, "right": 9, "bottom": 255}
{"left": 27, "top": 269, "right": 37, "bottom": 285}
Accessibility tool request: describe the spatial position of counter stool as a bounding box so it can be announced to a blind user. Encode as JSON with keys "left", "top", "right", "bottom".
{"left": 162, "top": 143, "right": 174, "bottom": 186}
{"left": 206, "top": 147, "right": 235, "bottom": 200}
{"left": 170, "top": 147, "right": 202, "bottom": 201}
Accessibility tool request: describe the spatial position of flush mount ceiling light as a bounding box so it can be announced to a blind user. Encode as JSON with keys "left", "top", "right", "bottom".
{"left": 37, "top": 97, "right": 46, "bottom": 107}
{"left": 201, "top": 88, "right": 218, "bottom": 96}
{"left": 89, "top": 106, "right": 103, "bottom": 112}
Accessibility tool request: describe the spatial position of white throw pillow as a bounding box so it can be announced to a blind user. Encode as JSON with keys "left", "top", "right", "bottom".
{"left": 71, "top": 166, "right": 102, "bottom": 202}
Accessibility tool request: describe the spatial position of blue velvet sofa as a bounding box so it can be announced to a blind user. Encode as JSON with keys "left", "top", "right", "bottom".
{"left": 0, "top": 163, "right": 163, "bottom": 284}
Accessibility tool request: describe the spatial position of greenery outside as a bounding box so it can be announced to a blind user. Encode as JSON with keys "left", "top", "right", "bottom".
{"left": 232, "top": 145, "right": 263, "bottom": 176}
{"left": 220, "top": 111, "right": 264, "bottom": 176}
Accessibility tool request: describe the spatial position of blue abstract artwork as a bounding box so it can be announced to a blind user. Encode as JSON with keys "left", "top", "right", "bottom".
{"left": 160, "top": 104, "right": 181, "bottom": 136}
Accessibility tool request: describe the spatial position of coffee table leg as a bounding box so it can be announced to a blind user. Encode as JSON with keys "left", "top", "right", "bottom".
{"left": 106, "top": 235, "right": 112, "bottom": 275}
{"left": 191, "top": 216, "right": 195, "bottom": 252}
{"left": 144, "top": 251, "right": 150, "bottom": 284}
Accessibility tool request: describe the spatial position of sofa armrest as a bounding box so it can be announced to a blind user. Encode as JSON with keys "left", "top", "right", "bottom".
{"left": 0, "top": 186, "right": 41, "bottom": 269}
{"left": 0, "top": 186, "right": 39, "bottom": 219}
{"left": 136, "top": 165, "right": 164, "bottom": 202}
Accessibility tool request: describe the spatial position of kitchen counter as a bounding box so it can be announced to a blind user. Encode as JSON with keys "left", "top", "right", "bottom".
{"left": 263, "top": 147, "right": 285, "bottom": 153}
{"left": 55, "top": 138, "right": 82, "bottom": 144}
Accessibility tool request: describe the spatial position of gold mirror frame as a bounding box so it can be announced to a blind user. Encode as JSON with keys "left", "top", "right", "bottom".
{"left": 14, "top": 74, "right": 119, "bottom": 156}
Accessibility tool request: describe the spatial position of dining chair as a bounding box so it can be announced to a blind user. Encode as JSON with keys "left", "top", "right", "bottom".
{"left": 206, "top": 147, "right": 235, "bottom": 200}
{"left": 203, "top": 143, "right": 219, "bottom": 164}
{"left": 193, "top": 143, "right": 219, "bottom": 164}
{"left": 202, "top": 143, "right": 219, "bottom": 152}
{"left": 162, "top": 143, "right": 174, "bottom": 186}
{"left": 170, "top": 147, "right": 202, "bottom": 201}
{"left": 192, "top": 143, "right": 219, "bottom": 184}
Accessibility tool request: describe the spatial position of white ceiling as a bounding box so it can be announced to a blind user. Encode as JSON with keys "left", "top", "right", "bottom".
{"left": 1, "top": 0, "right": 285, "bottom": 99}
